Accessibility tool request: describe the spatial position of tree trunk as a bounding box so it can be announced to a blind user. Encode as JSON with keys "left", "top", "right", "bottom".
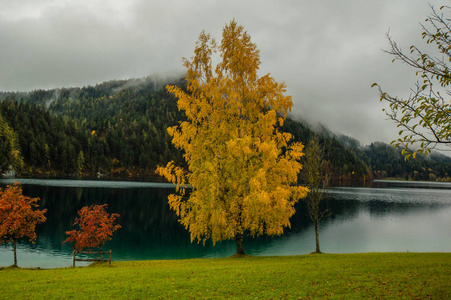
{"left": 314, "top": 220, "right": 321, "bottom": 253}
{"left": 13, "top": 239, "right": 17, "bottom": 267}
{"left": 234, "top": 233, "right": 245, "bottom": 255}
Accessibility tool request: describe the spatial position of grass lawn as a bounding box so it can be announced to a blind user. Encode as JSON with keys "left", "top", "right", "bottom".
{"left": 1, "top": 252, "right": 450, "bottom": 299}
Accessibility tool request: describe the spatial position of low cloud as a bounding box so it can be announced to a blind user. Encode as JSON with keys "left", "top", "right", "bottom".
{"left": 0, "top": 0, "right": 444, "bottom": 145}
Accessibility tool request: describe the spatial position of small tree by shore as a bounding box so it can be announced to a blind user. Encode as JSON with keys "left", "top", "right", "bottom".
{"left": 302, "top": 135, "right": 330, "bottom": 254}
{"left": 0, "top": 183, "right": 47, "bottom": 267}
{"left": 63, "top": 204, "right": 120, "bottom": 254}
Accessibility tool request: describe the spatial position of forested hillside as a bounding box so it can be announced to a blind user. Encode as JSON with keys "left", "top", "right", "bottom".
{"left": 282, "top": 119, "right": 370, "bottom": 181}
{"left": 0, "top": 77, "right": 185, "bottom": 177}
{"left": 0, "top": 76, "right": 450, "bottom": 181}
{"left": 338, "top": 135, "right": 451, "bottom": 181}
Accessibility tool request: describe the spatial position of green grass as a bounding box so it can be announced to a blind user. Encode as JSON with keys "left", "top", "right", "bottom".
{"left": 1, "top": 253, "right": 450, "bottom": 299}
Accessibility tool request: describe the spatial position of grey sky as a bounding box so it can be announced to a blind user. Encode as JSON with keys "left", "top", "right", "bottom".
{"left": 0, "top": 0, "right": 445, "bottom": 145}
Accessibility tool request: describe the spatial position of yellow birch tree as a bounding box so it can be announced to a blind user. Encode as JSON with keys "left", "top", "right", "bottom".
{"left": 157, "top": 20, "right": 308, "bottom": 255}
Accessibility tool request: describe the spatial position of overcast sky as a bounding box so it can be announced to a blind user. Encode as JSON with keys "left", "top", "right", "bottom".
{"left": 0, "top": 0, "right": 446, "bottom": 146}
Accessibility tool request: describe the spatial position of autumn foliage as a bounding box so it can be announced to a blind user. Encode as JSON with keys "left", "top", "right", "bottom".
{"left": 63, "top": 204, "right": 120, "bottom": 252}
{"left": 0, "top": 183, "right": 46, "bottom": 267}
{"left": 157, "top": 20, "right": 308, "bottom": 254}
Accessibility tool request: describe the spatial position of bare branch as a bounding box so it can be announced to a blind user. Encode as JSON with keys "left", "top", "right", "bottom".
{"left": 374, "top": 5, "right": 451, "bottom": 156}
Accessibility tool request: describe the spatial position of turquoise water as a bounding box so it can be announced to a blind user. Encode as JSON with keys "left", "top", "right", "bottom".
{"left": 0, "top": 179, "right": 450, "bottom": 268}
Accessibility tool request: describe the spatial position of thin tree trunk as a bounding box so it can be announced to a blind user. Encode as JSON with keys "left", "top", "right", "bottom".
{"left": 314, "top": 220, "right": 321, "bottom": 253}
{"left": 235, "top": 233, "right": 245, "bottom": 255}
{"left": 13, "top": 239, "right": 17, "bottom": 267}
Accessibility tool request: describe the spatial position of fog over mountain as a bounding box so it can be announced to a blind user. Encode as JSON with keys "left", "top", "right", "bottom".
{"left": 0, "top": 0, "right": 445, "bottom": 145}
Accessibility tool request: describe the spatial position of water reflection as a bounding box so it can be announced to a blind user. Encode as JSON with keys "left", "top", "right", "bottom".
{"left": 0, "top": 179, "right": 450, "bottom": 268}
{"left": 372, "top": 179, "right": 451, "bottom": 190}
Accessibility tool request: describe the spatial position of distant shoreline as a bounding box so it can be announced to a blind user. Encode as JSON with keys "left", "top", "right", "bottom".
{"left": 372, "top": 179, "right": 451, "bottom": 189}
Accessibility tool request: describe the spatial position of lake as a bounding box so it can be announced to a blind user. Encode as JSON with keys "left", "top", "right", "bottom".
{"left": 0, "top": 179, "right": 450, "bottom": 268}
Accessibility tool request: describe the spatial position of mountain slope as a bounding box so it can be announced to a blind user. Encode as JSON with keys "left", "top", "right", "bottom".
{"left": 1, "top": 76, "right": 449, "bottom": 181}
